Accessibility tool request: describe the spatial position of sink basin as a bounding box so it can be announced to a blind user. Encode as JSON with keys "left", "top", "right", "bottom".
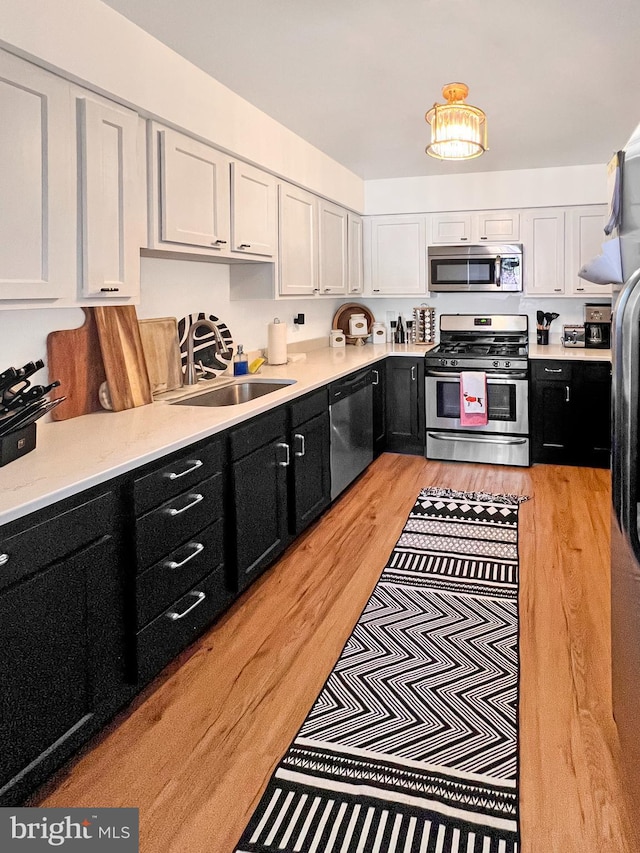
{"left": 171, "top": 378, "right": 296, "bottom": 407}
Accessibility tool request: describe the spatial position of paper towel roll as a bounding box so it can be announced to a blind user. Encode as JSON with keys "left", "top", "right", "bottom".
{"left": 267, "top": 319, "right": 288, "bottom": 365}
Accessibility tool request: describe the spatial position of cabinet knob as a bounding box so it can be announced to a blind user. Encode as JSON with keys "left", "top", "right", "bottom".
{"left": 211, "top": 239, "right": 227, "bottom": 246}
{"left": 554, "top": 288, "right": 562, "bottom": 292}
{"left": 237, "top": 243, "right": 251, "bottom": 249}
{"left": 100, "top": 287, "right": 120, "bottom": 292}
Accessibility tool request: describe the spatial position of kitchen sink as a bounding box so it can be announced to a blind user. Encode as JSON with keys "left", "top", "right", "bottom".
{"left": 171, "top": 378, "right": 296, "bottom": 407}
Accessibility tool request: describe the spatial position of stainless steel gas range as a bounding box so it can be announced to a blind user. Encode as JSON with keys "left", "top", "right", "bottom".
{"left": 424, "top": 314, "right": 530, "bottom": 467}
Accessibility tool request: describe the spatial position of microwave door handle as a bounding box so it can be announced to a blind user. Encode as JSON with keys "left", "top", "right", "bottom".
{"left": 495, "top": 255, "right": 501, "bottom": 288}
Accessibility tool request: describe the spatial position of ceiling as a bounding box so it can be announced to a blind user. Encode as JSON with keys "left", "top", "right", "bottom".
{"left": 101, "top": 0, "right": 640, "bottom": 180}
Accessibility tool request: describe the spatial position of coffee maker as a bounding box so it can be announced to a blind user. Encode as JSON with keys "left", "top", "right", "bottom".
{"left": 584, "top": 304, "right": 612, "bottom": 349}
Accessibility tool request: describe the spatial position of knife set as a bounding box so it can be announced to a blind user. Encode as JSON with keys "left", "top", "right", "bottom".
{"left": 0, "top": 359, "right": 65, "bottom": 466}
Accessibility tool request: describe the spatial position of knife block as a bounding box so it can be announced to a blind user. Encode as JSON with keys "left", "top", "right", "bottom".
{"left": 0, "top": 423, "right": 36, "bottom": 467}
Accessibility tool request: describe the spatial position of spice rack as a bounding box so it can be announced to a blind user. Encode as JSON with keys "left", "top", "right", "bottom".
{"left": 412, "top": 306, "right": 436, "bottom": 345}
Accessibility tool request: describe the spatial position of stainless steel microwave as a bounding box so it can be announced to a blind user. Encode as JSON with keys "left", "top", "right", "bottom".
{"left": 428, "top": 243, "right": 523, "bottom": 292}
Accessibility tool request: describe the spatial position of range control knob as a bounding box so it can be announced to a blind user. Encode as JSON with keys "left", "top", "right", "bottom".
{"left": 451, "top": 359, "right": 458, "bottom": 367}
{"left": 493, "top": 360, "right": 499, "bottom": 368}
{"left": 505, "top": 361, "right": 511, "bottom": 368}
{"left": 439, "top": 358, "right": 447, "bottom": 366}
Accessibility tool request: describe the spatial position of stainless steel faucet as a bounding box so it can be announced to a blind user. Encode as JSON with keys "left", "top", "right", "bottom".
{"left": 184, "top": 319, "right": 228, "bottom": 385}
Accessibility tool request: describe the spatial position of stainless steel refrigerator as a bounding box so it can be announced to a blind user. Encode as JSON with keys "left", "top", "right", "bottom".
{"left": 608, "top": 120, "right": 640, "bottom": 817}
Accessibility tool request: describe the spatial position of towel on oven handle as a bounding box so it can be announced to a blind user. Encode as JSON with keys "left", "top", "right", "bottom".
{"left": 459, "top": 371, "right": 488, "bottom": 426}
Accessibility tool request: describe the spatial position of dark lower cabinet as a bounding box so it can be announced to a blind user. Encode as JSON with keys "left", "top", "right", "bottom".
{"left": 0, "top": 489, "right": 128, "bottom": 805}
{"left": 531, "top": 359, "right": 611, "bottom": 467}
{"left": 229, "top": 408, "right": 290, "bottom": 592}
{"left": 372, "top": 363, "right": 386, "bottom": 456}
{"left": 290, "top": 410, "right": 331, "bottom": 535}
{"left": 385, "top": 357, "right": 425, "bottom": 455}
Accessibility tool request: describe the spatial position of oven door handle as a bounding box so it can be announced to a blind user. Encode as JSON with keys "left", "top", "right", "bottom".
{"left": 427, "top": 432, "right": 528, "bottom": 446}
{"left": 425, "top": 369, "right": 528, "bottom": 380}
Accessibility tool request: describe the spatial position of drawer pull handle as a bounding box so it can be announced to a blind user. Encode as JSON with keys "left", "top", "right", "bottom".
{"left": 565, "top": 385, "right": 571, "bottom": 403}
{"left": 411, "top": 365, "right": 416, "bottom": 381}
{"left": 165, "top": 493, "right": 204, "bottom": 517}
{"left": 166, "top": 590, "right": 206, "bottom": 621}
{"left": 372, "top": 369, "right": 379, "bottom": 386}
{"left": 165, "top": 459, "right": 203, "bottom": 480}
{"left": 165, "top": 542, "right": 204, "bottom": 570}
{"left": 277, "top": 442, "right": 290, "bottom": 467}
{"left": 294, "top": 433, "right": 305, "bottom": 457}
{"left": 544, "top": 367, "right": 563, "bottom": 373}
{"left": 0, "top": 554, "right": 9, "bottom": 566}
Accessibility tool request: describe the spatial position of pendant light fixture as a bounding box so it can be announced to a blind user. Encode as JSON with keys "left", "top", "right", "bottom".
{"left": 425, "top": 82, "right": 487, "bottom": 161}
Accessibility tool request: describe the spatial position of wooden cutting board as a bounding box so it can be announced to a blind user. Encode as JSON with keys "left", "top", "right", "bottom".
{"left": 139, "top": 317, "right": 183, "bottom": 395}
{"left": 46, "top": 308, "right": 107, "bottom": 421}
{"left": 93, "top": 306, "right": 152, "bottom": 411}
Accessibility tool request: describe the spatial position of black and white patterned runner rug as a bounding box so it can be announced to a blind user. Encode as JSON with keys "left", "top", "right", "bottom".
{"left": 235, "top": 487, "right": 528, "bottom": 853}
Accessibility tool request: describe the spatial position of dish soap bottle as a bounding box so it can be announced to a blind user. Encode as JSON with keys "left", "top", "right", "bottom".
{"left": 233, "top": 344, "right": 249, "bottom": 376}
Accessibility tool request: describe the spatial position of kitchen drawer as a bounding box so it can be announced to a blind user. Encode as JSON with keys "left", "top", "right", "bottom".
{"left": 0, "top": 491, "right": 115, "bottom": 592}
{"left": 136, "top": 563, "right": 233, "bottom": 684}
{"left": 229, "top": 407, "right": 287, "bottom": 461}
{"left": 133, "top": 439, "right": 223, "bottom": 516}
{"left": 136, "top": 473, "right": 223, "bottom": 571}
{"left": 532, "top": 360, "right": 572, "bottom": 382}
{"left": 290, "top": 387, "right": 328, "bottom": 428}
{"left": 136, "top": 518, "right": 224, "bottom": 628}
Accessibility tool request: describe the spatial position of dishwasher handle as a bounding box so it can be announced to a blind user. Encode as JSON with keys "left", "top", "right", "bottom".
{"left": 329, "top": 370, "right": 372, "bottom": 403}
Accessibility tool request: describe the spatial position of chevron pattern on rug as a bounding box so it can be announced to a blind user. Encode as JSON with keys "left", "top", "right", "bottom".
{"left": 235, "top": 487, "right": 527, "bottom": 853}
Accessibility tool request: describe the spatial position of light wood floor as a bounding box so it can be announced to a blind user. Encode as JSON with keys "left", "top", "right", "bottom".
{"left": 35, "top": 455, "right": 636, "bottom": 852}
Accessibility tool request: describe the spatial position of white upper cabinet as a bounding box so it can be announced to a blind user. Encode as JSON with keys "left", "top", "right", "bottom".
{"left": 148, "top": 124, "right": 231, "bottom": 254}
{"left": 430, "top": 210, "right": 520, "bottom": 244}
{"left": 78, "top": 96, "right": 143, "bottom": 299}
{"left": 0, "top": 51, "right": 75, "bottom": 301}
{"left": 318, "top": 200, "right": 348, "bottom": 296}
{"left": 347, "top": 213, "right": 364, "bottom": 295}
{"left": 522, "top": 209, "right": 566, "bottom": 296}
{"left": 366, "top": 215, "right": 427, "bottom": 296}
{"left": 566, "top": 205, "right": 610, "bottom": 297}
{"left": 278, "top": 182, "right": 318, "bottom": 296}
{"left": 230, "top": 161, "right": 277, "bottom": 257}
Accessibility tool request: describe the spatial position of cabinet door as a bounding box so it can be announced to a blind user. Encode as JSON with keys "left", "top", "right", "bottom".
{"left": 430, "top": 212, "right": 472, "bottom": 244}
{"left": 290, "top": 411, "right": 331, "bottom": 535}
{"left": 372, "top": 363, "right": 386, "bottom": 456}
{"left": 158, "top": 127, "right": 230, "bottom": 250}
{"left": 530, "top": 362, "right": 573, "bottom": 463}
{"left": 0, "top": 51, "right": 75, "bottom": 300}
{"left": 385, "top": 358, "right": 425, "bottom": 455}
{"left": 78, "top": 97, "right": 142, "bottom": 298}
{"left": 348, "top": 213, "right": 364, "bottom": 295}
{"left": 477, "top": 210, "right": 520, "bottom": 242}
{"left": 318, "top": 200, "right": 348, "bottom": 295}
{"left": 523, "top": 209, "right": 566, "bottom": 296}
{"left": 279, "top": 182, "right": 318, "bottom": 296}
{"left": 368, "top": 215, "right": 427, "bottom": 295}
{"left": 575, "top": 361, "right": 611, "bottom": 468}
{"left": 230, "top": 438, "right": 289, "bottom": 591}
{"left": 230, "top": 161, "right": 277, "bottom": 257}
{"left": 566, "top": 205, "right": 611, "bottom": 297}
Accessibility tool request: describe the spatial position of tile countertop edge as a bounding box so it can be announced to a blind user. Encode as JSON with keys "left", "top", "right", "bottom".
{"left": 0, "top": 343, "right": 429, "bottom": 527}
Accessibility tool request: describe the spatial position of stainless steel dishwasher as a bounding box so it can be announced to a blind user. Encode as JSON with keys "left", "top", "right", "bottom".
{"left": 329, "top": 368, "right": 374, "bottom": 499}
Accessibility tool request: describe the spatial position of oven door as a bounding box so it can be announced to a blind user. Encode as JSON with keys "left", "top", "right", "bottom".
{"left": 425, "top": 370, "right": 529, "bottom": 435}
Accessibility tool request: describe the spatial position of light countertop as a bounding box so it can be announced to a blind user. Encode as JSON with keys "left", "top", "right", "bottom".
{"left": 0, "top": 342, "right": 431, "bottom": 527}
{"left": 528, "top": 344, "right": 611, "bottom": 361}
{"left": 0, "top": 340, "right": 611, "bottom": 527}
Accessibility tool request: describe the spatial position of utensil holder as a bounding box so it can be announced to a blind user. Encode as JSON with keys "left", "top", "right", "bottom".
{"left": 0, "top": 422, "right": 36, "bottom": 467}
{"left": 537, "top": 329, "right": 549, "bottom": 345}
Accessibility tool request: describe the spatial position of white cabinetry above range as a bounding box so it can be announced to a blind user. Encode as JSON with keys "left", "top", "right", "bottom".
{"left": 430, "top": 210, "right": 520, "bottom": 244}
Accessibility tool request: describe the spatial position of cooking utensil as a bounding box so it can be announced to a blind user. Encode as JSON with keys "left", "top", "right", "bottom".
{"left": 536, "top": 310, "right": 544, "bottom": 327}
{"left": 93, "top": 306, "right": 152, "bottom": 411}
{"left": 544, "top": 312, "right": 553, "bottom": 327}
{"left": 0, "top": 367, "right": 19, "bottom": 397}
{"left": 2, "top": 381, "right": 60, "bottom": 413}
{"left": 46, "top": 308, "right": 106, "bottom": 421}
{"left": 0, "top": 399, "right": 47, "bottom": 436}
{"left": 7, "top": 397, "right": 67, "bottom": 432}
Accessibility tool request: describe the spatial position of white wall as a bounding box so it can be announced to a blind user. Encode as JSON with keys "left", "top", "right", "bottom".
{"left": 365, "top": 164, "right": 607, "bottom": 214}
{"left": 0, "top": 0, "right": 363, "bottom": 211}
{"left": 0, "top": 258, "right": 349, "bottom": 376}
